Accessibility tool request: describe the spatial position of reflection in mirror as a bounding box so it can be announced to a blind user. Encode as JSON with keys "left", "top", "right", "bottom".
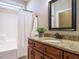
{"left": 51, "top": 0, "right": 72, "bottom": 28}
{"left": 49, "top": 0, "right": 76, "bottom": 31}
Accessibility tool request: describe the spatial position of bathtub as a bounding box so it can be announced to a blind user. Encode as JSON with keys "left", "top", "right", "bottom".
{"left": 0, "top": 40, "right": 17, "bottom": 59}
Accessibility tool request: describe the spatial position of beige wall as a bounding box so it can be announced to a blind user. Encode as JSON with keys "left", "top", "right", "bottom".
{"left": 27, "top": 0, "right": 79, "bottom": 36}
{"left": 27, "top": 0, "right": 50, "bottom": 28}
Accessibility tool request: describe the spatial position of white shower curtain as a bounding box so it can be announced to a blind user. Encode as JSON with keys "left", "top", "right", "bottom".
{"left": 17, "top": 10, "right": 33, "bottom": 58}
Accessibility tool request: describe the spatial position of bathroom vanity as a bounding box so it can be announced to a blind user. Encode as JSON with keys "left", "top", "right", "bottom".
{"left": 28, "top": 37, "right": 79, "bottom": 59}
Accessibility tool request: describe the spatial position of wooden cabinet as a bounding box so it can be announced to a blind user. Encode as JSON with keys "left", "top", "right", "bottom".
{"left": 33, "top": 49, "right": 51, "bottom": 59}
{"left": 44, "top": 55, "right": 51, "bottom": 59}
{"left": 33, "top": 49, "right": 43, "bottom": 59}
{"left": 64, "top": 52, "right": 79, "bottom": 59}
{"left": 34, "top": 41, "right": 45, "bottom": 53}
{"left": 28, "top": 39, "right": 62, "bottom": 59}
{"left": 44, "top": 45, "right": 62, "bottom": 59}
{"left": 28, "top": 47, "right": 34, "bottom": 59}
{"left": 28, "top": 39, "right": 79, "bottom": 59}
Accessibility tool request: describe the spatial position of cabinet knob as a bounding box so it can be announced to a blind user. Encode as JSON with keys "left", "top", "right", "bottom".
{"left": 33, "top": 43, "right": 35, "bottom": 47}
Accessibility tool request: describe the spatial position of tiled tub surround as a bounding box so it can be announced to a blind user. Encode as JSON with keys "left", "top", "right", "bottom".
{"left": 28, "top": 37, "right": 79, "bottom": 55}
{"left": 0, "top": 40, "right": 17, "bottom": 59}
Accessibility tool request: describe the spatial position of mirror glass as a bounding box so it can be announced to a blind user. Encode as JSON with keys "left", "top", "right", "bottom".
{"left": 51, "top": 0, "right": 72, "bottom": 28}
{"left": 49, "top": 0, "right": 76, "bottom": 31}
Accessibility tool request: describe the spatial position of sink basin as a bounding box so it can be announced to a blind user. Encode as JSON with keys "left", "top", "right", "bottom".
{"left": 41, "top": 37, "right": 56, "bottom": 40}
{"left": 39, "top": 37, "right": 62, "bottom": 43}
{"left": 42, "top": 39, "right": 61, "bottom": 43}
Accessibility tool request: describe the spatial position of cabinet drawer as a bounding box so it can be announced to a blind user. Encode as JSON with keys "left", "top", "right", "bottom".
{"left": 28, "top": 39, "right": 33, "bottom": 44}
{"left": 44, "top": 45, "right": 62, "bottom": 59}
{"left": 28, "top": 39, "right": 34, "bottom": 47}
{"left": 34, "top": 41, "right": 45, "bottom": 53}
{"left": 64, "top": 52, "right": 79, "bottom": 59}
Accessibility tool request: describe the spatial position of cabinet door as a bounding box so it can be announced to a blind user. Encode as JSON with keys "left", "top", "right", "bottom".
{"left": 33, "top": 49, "right": 44, "bottom": 59}
{"left": 44, "top": 55, "right": 52, "bottom": 59}
{"left": 33, "top": 49, "right": 51, "bottom": 59}
{"left": 28, "top": 47, "right": 34, "bottom": 59}
{"left": 64, "top": 52, "right": 79, "bottom": 59}
{"left": 44, "top": 45, "right": 62, "bottom": 59}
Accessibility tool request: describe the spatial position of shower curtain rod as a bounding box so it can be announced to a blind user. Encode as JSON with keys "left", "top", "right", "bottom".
{"left": 22, "top": 9, "right": 34, "bottom": 13}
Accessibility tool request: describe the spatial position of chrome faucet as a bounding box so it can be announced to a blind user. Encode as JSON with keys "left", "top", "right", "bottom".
{"left": 54, "top": 33, "right": 63, "bottom": 39}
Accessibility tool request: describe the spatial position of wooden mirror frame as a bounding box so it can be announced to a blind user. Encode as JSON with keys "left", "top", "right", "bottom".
{"left": 48, "top": 0, "right": 76, "bottom": 31}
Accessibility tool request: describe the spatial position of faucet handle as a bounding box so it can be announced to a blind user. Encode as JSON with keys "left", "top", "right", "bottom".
{"left": 54, "top": 33, "right": 63, "bottom": 39}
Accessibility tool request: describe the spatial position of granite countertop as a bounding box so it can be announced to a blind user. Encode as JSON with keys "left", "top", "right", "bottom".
{"left": 29, "top": 37, "right": 79, "bottom": 55}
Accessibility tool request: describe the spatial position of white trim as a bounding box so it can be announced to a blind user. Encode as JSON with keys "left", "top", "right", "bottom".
{"left": 56, "top": 8, "right": 71, "bottom": 14}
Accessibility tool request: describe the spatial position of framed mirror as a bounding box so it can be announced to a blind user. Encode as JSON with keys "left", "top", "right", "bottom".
{"left": 49, "top": 0, "right": 76, "bottom": 31}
